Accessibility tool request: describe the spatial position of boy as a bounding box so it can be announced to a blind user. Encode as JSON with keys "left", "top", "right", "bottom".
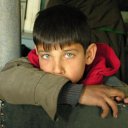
{"left": 28, "top": 4, "right": 128, "bottom": 118}
{"left": 0, "top": 4, "right": 128, "bottom": 128}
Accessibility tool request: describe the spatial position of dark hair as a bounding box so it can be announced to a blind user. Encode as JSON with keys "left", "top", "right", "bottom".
{"left": 33, "top": 4, "right": 91, "bottom": 50}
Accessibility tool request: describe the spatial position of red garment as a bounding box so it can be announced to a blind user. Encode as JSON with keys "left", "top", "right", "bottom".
{"left": 28, "top": 43, "right": 120, "bottom": 85}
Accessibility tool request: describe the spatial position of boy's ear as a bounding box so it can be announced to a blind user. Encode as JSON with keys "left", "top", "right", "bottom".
{"left": 85, "top": 43, "right": 97, "bottom": 65}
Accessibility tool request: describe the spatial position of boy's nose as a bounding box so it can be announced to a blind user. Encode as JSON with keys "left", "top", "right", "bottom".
{"left": 53, "top": 62, "right": 64, "bottom": 75}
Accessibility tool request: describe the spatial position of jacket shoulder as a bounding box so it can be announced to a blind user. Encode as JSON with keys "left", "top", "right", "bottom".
{"left": 2, "top": 57, "right": 33, "bottom": 71}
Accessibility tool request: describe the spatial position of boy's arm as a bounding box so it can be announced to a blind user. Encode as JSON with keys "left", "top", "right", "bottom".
{"left": 0, "top": 57, "right": 69, "bottom": 119}
{"left": 79, "top": 76, "right": 128, "bottom": 118}
{"left": 59, "top": 76, "right": 128, "bottom": 118}
{"left": 0, "top": 57, "right": 128, "bottom": 119}
{"left": 59, "top": 76, "right": 128, "bottom": 107}
{"left": 104, "top": 76, "right": 128, "bottom": 97}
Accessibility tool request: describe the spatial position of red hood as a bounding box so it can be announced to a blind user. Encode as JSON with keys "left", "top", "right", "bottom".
{"left": 82, "top": 43, "right": 120, "bottom": 85}
{"left": 28, "top": 43, "right": 120, "bottom": 85}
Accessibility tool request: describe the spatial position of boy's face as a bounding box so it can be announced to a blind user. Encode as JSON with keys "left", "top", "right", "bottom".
{"left": 36, "top": 43, "right": 96, "bottom": 83}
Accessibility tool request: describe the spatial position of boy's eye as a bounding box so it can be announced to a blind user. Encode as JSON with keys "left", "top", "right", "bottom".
{"left": 65, "top": 53, "right": 74, "bottom": 58}
{"left": 41, "top": 54, "right": 50, "bottom": 59}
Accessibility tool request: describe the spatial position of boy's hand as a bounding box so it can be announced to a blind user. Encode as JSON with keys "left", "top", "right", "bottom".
{"left": 124, "top": 97, "right": 128, "bottom": 104}
{"left": 79, "top": 85, "right": 125, "bottom": 118}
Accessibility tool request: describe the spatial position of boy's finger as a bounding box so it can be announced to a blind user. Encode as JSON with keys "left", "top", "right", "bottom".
{"left": 97, "top": 99, "right": 109, "bottom": 118}
{"left": 115, "top": 96, "right": 122, "bottom": 101}
{"left": 110, "top": 88, "right": 125, "bottom": 98}
{"left": 104, "top": 96, "right": 118, "bottom": 118}
{"left": 124, "top": 98, "right": 128, "bottom": 103}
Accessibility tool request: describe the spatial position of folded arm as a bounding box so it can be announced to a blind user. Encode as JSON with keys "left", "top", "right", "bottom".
{"left": 0, "top": 57, "right": 69, "bottom": 119}
{"left": 0, "top": 57, "right": 128, "bottom": 119}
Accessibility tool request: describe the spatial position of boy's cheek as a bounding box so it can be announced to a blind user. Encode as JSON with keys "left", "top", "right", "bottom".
{"left": 40, "top": 66, "right": 52, "bottom": 73}
{"left": 39, "top": 62, "right": 51, "bottom": 72}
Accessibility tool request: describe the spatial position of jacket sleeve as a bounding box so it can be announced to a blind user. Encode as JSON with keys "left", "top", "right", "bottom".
{"left": 104, "top": 76, "right": 128, "bottom": 97}
{"left": 0, "top": 57, "right": 69, "bottom": 119}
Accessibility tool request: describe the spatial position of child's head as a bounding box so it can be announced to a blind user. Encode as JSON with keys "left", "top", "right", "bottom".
{"left": 33, "top": 4, "right": 91, "bottom": 50}
{"left": 33, "top": 5, "right": 97, "bottom": 83}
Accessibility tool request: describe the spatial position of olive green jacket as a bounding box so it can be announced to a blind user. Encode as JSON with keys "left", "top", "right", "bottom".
{"left": 0, "top": 57, "right": 69, "bottom": 119}
{"left": 0, "top": 57, "right": 128, "bottom": 119}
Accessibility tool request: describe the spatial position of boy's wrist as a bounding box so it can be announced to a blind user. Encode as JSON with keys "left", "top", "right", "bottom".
{"left": 58, "top": 82, "right": 83, "bottom": 106}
